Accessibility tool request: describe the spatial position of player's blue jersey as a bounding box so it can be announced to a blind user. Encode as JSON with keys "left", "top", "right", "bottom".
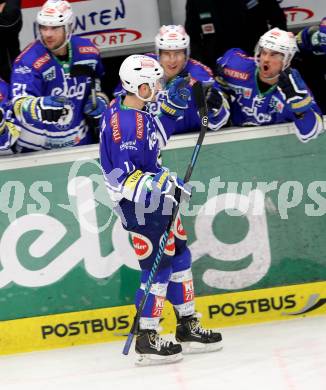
{"left": 10, "top": 36, "right": 104, "bottom": 152}
{"left": 0, "top": 78, "right": 20, "bottom": 154}
{"left": 115, "top": 54, "right": 229, "bottom": 135}
{"left": 296, "top": 24, "right": 326, "bottom": 55}
{"left": 217, "top": 48, "right": 322, "bottom": 141}
{"left": 100, "top": 96, "right": 177, "bottom": 204}
{"left": 0, "top": 78, "right": 8, "bottom": 103}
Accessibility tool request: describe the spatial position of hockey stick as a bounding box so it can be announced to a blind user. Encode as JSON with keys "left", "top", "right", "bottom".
{"left": 70, "top": 64, "right": 101, "bottom": 140}
{"left": 70, "top": 64, "right": 97, "bottom": 109}
{"left": 122, "top": 80, "right": 209, "bottom": 355}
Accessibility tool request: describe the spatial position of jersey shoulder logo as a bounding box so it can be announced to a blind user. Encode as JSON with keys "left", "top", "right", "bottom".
{"left": 33, "top": 53, "right": 51, "bottom": 70}
{"left": 135, "top": 112, "right": 144, "bottom": 140}
{"left": 224, "top": 67, "right": 250, "bottom": 81}
{"left": 78, "top": 46, "right": 99, "bottom": 55}
{"left": 110, "top": 112, "right": 121, "bottom": 143}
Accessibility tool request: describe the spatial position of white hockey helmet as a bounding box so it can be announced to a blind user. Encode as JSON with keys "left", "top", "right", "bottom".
{"left": 36, "top": 0, "right": 74, "bottom": 50}
{"left": 155, "top": 25, "right": 190, "bottom": 57}
{"left": 254, "top": 28, "right": 298, "bottom": 70}
{"left": 119, "top": 54, "right": 164, "bottom": 101}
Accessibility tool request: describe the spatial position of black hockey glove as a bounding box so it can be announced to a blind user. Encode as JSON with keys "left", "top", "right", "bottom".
{"left": 277, "top": 68, "right": 312, "bottom": 114}
{"left": 17, "top": 96, "right": 68, "bottom": 125}
{"left": 206, "top": 86, "right": 223, "bottom": 114}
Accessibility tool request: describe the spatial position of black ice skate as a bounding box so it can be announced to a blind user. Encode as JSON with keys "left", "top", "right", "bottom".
{"left": 135, "top": 329, "right": 183, "bottom": 366}
{"left": 175, "top": 314, "right": 223, "bottom": 354}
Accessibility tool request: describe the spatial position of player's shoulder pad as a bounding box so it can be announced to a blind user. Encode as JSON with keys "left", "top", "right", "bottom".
{"left": 186, "top": 58, "right": 214, "bottom": 82}
{"left": 13, "top": 40, "right": 47, "bottom": 69}
{"left": 72, "top": 35, "right": 100, "bottom": 57}
{"left": 113, "top": 81, "right": 125, "bottom": 97}
{"left": 105, "top": 99, "right": 146, "bottom": 144}
{"left": 217, "top": 48, "right": 255, "bottom": 82}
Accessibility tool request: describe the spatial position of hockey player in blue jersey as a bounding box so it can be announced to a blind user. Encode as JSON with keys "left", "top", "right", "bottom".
{"left": 295, "top": 17, "right": 326, "bottom": 114}
{"left": 296, "top": 17, "right": 326, "bottom": 55}
{"left": 115, "top": 25, "right": 229, "bottom": 136}
{"left": 100, "top": 54, "right": 222, "bottom": 365}
{"left": 216, "top": 28, "right": 323, "bottom": 142}
{"left": 10, "top": 0, "right": 108, "bottom": 152}
{"left": 0, "top": 78, "right": 20, "bottom": 154}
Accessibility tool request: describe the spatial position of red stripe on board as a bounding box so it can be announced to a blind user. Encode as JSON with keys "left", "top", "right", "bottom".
{"left": 22, "top": 0, "right": 86, "bottom": 9}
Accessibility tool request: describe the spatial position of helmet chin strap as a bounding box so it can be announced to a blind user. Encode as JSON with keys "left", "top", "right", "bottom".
{"left": 136, "top": 88, "right": 155, "bottom": 102}
{"left": 50, "top": 39, "right": 69, "bottom": 53}
{"left": 261, "top": 73, "right": 280, "bottom": 82}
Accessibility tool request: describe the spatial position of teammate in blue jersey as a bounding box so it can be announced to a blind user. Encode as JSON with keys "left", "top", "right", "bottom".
{"left": 0, "top": 78, "right": 20, "bottom": 154}
{"left": 115, "top": 25, "right": 229, "bottom": 136}
{"left": 216, "top": 28, "right": 323, "bottom": 142}
{"left": 297, "top": 17, "right": 326, "bottom": 55}
{"left": 295, "top": 17, "right": 326, "bottom": 114}
{"left": 100, "top": 54, "right": 222, "bottom": 365}
{"left": 10, "top": 0, "right": 108, "bottom": 153}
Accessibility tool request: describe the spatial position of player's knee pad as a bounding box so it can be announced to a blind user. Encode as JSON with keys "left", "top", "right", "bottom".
{"left": 140, "top": 266, "right": 172, "bottom": 284}
{"left": 171, "top": 247, "right": 192, "bottom": 273}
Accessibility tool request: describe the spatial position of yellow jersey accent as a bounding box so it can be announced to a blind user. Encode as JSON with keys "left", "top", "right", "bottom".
{"left": 161, "top": 102, "right": 176, "bottom": 116}
{"left": 124, "top": 170, "right": 143, "bottom": 190}
{"left": 291, "top": 96, "right": 312, "bottom": 110}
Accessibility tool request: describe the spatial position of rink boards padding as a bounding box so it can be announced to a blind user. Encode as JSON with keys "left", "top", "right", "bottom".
{"left": 0, "top": 281, "right": 325, "bottom": 355}
{"left": 1, "top": 123, "right": 326, "bottom": 354}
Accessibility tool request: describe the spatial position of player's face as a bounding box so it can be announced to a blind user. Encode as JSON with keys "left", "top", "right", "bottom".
{"left": 39, "top": 25, "right": 66, "bottom": 52}
{"left": 258, "top": 48, "right": 284, "bottom": 83}
{"left": 159, "top": 50, "right": 187, "bottom": 80}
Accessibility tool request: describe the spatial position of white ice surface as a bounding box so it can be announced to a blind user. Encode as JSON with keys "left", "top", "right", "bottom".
{"left": 1, "top": 316, "right": 325, "bottom": 390}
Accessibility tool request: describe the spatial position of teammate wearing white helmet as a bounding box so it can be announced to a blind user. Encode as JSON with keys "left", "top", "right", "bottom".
{"left": 36, "top": 0, "right": 74, "bottom": 54}
{"left": 155, "top": 25, "right": 190, "bottom": 82}
{"left": 115, "top": 24, "right": 230, "bottom": 135}
{"left": 216, "top": 28, "right": 323, "bottom": 142}
{"left": 254, "top": 28, "right": 298, "bottom": 81}
{"left": 100, "top": 54, "right": 222, "bottom": 365}
{"left": 10, "top": 0, "right": 108, "bottom": 152}
{"left": 155, "top": 24, "right": 230, "bottom": 134}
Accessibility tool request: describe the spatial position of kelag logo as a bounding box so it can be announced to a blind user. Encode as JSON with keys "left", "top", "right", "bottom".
{"left": 283, "top": 6, "right": 314, "bottom": 23}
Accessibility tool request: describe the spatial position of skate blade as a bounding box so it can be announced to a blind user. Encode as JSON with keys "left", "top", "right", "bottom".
{"left": 135, "top": 352, "right": 183, "bottom": 366}
{"left": 181, "top": 341, "right": 223, "bottom": 354}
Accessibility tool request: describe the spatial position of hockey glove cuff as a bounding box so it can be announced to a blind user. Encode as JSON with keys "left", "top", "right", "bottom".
{"left": 0, "top": 106, "right": 5, "bottom": 134}
{"left": 15, "top": 96, "right": 67, "bottom": 125}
